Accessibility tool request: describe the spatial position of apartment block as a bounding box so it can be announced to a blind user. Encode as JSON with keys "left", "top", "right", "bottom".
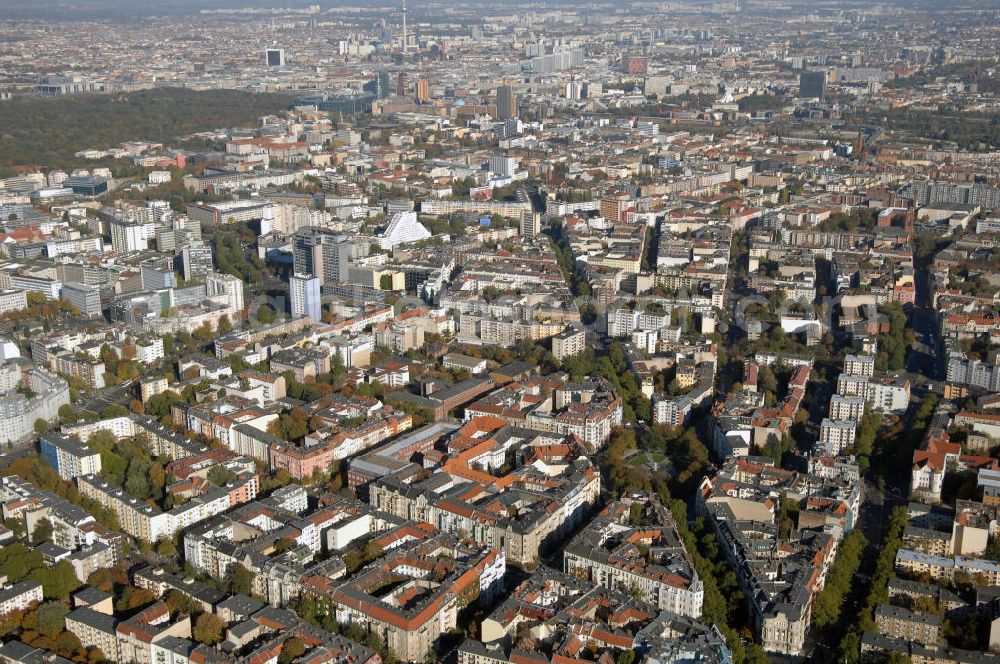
{"left": 551, "top": 327, "right": 586, "bottom": 361}
{"left": 829, "top": 394, "right": 866, "bottom": 421}
{"left": 874, "top": 604, "right": 940, "bottom": 644}
{"left": 0, "top": 581, "right": 43, "bottom": 616}
{"left": 818, "top": 418, "right": 857, "bottom": 456}
{"left": 39, "top": 432, "right": 102, "bottom": 480}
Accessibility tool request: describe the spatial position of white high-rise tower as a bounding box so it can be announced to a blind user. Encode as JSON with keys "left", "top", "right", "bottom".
{"left": 290, "top": 273, "right": 322, "bottom": 323}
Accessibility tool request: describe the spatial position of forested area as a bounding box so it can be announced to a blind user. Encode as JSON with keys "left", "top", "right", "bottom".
{"left": 850, "top": 108, "right": 1000, "bottom": 150}
{"left": 737, "top": 94, "right": 788, "bottom": 112}
{"left": 0, "top": 88, "right": 293, "bottom": 171}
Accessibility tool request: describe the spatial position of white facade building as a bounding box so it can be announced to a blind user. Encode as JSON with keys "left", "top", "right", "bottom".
{"left": 0, "top": 290, "right": 27, "bottom": 315}
{"left": 110, "top": 220, "right": 156, "bottom": 254}
{"left": 818, "top": 418, "right": 857, "bottom": 456}
{"left": 61, "top": 282, "right": 102, "bottom": 317}
{"left": 489, "top": 154, "right": 518, "bottom": 177}
{"left": 829, "top": 394, "right": 866, "bottom": 421}
{"left": 844, "top": 354, "right": 875, "bottom": 378}
{"left": 134, "top": 338, "right": 165, "bottom": 364}
{"left": 206, "top": 273, "right": 245, "bottom": 319}
{"left": 289, "top": 273, "right": 322, "bottom": 323}
{"left": 377, "top": 211, "right": 431, "bottom": 251}
{"left": 866, "top": 379, "right": 910, "bottom": 413}
{"left": 39, "top": 433, "right": 102, "bottom": 480}
{"left": 0, "top": 581, "right": 43, "bottom": 616}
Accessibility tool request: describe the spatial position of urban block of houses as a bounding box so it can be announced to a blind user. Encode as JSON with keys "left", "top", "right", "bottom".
{"left": 563, "top": 494, "right": 704, "bottom": 619}
{"left": 368, "top": 416, "right": 602, "bottom": 567}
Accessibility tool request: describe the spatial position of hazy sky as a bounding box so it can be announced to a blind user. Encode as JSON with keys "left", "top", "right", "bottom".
{"left": 0, "top": 0, "right": 967, "bottom": 21}
{"left": 0, "top": 0, "right": 391, "bottom": 20}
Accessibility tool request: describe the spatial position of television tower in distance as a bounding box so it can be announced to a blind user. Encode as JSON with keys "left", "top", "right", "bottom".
{"left": 401, "top": 0, "right": 408, "bottom": 54}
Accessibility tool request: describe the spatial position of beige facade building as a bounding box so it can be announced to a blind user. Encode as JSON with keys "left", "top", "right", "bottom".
{"left": 874, "top": 604, "right": 940, "bottom": 644}
{"left": 551, "top": 327, "right": 585, "bottom": 361}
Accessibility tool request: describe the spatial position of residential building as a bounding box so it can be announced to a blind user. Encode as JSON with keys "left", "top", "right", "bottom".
{"left": 323, "top": 534, "right": 504, "bottom": 663}
{"left": 564, "top": 495, "right": 704, "bottom": 618}
{"left": 289, "top": 273, "right": 322, "bottom": 323}
{"left": 369, "top": 417, "right": 601, "bottom": 566}
{"left": 844, "top": 354, "right": 876, "bottom": 378}
{"left": 61, "top": 283, "right": 102, "bottom": 317}
{"left": 829, "top": 394, "right": 866, "bottom": 421}
{"left": 292, "top": 228, "right": 352, "bottom": 285}
{"left": 488, "top": 154, "right": 517, "bottom": 177}
{"left": 551, "top": 327, "right": 585, "bottom": 361}
{"left": 818, "top": 419, "right": 857, "bottom": 456}
{"left": 0, "top": 290, "right": 27, "bottom": 316}
{"left": 0, "top": 581, "right": 43, "bottom": 616}
{"left": 0, "top": 367, "right": 70, "bottom": 443}
{"left": 39, "top": 433, "right": 102, "bottom": 480}
{"left": 109, "top": 220, "right": 155, "bottom": 254}
{"left": 874, "top": 603, "right": 940, "bottom": 646}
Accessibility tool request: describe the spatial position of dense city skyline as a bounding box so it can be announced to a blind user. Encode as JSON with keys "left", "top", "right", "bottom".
{"left": 0, "top": 1, "right": 996, "bottom": 664}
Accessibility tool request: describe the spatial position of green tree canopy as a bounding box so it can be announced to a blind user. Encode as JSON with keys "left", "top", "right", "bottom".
{"left": 193, "top": 613, "right": 227, "bottom": 645}
{"left": 30, "top": 561, "right": 82, "bottom": 600}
